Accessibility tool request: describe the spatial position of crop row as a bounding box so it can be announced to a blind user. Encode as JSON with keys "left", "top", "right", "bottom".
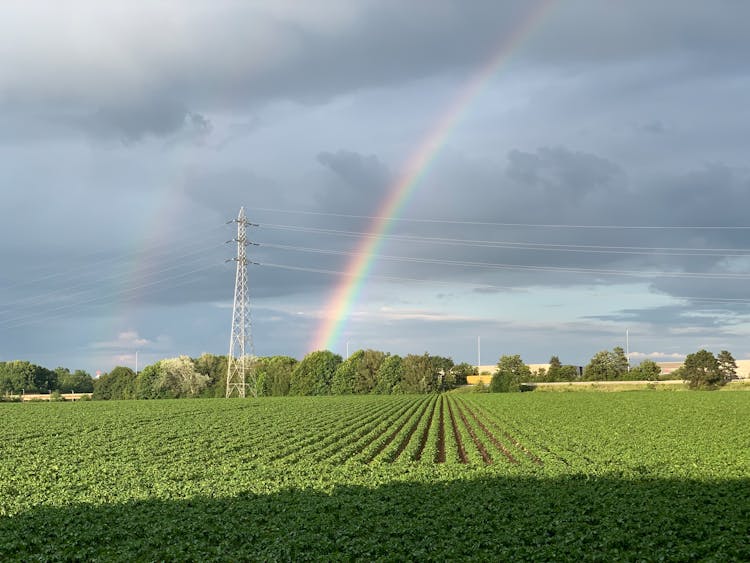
{"left": 292, "top": 395, "right": 548, "bottom": 466}
{"left": 276, "top": 396, "right": 415, "bottom": 464}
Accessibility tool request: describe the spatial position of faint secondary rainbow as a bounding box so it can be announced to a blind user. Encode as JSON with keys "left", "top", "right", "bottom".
{"left": 311, "top": 0, "right": 556, "bottom": 352}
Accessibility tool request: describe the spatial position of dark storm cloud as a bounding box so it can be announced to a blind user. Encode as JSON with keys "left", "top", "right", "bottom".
{"left": 4, "top": 1, "right": 750, "bottom": 133}
{"left": 352, "top": 145, "right": 750, "bottom": 311}
{"left": 3, "top": 1, "right": 750, "bottom": 371}
{"left": 79, "top": 99, "right": 212, "bottom": 144}
{"left": 504, "top": 147, "right": 627, "bottom": 212}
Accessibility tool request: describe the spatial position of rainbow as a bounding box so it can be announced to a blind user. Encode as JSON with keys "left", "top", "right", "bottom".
{"left": 311, "top": 0, "right": 556, "bottom": 352}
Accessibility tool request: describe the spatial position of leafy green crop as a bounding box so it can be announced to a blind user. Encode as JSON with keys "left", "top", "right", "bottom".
{"left": 1, "top": 392, "right": 748, "bottom": 560}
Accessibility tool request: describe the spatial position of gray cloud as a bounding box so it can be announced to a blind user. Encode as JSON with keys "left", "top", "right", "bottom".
{"left": 183, "top": 167, "right": 288, "bottom": 216}
{"left": 4, "top": 1, "right": 750, "bottom": 133}
{"left": 504, "top": 147, "right": 627, "bottom": 213}
{"left": 3, "top": 1, "right": 750, "bottom": 372}
{"left": 315, "top": 150, "right": 391, "bottom": 212}
{"left": 587, "top": 303, "right": 750, "bottom": 333}
{"left": 79, "top": 99, "right": 212, "bottom": 143}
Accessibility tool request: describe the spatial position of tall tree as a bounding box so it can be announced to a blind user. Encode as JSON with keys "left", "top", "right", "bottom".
{"left": 159, "top": 356, "right": 209, "bottom": 397}
{"left": 373, "top": 355, "right": 403, "bottom": 394}
{"left": 0, "top": 361, "right": 56, "bottom": 394}
{"left": 584, "top": 348, "right": 629, "bottom": 381}
{"left": 432, "top": 356, "right": 455, "bottom": 390}
{"left": 194, "top": 353, "right": 228, "bottom": 398}
{"left": 401, "top": 353, "right": 441, "bottom": 394}
{"left": 683, "top": 349, "right": 722, "bottom": 389}
{"left": 558, "top": 365, "right": 580, "bottom": 381}
{"left": 627, "top": 359, "right": 661, "bottom": 381}
{"left": 450, "top": 363, "right": 476, "bottom": 386}
{"left": 57, "top": 369, "right": 94, "bottom": 393}
{"left": 547, "top": 355, "right": 562, "bottom": 381}
{"left": 333, "top": 349, "right": 388, "bottom": 394}
{"left": 290, "top": 351, "right": 342, "bottom": 395}
{"left": 490, "top": 355, "right": 531, "bottom": 393}
{"left": 613, "top": 346, "right": 630, "bottom": 374}
{"left": 93, "top": 367, "right": 136, "bottom": 400}
{"left": 331, "top": 356, "right": 357, "bottom": 394}
{"left": 716, "top": 350, "right": 737, "bottom": 383}
{"left": 354, "top": 349, "right": 388, "bottom": 393}
{"left": 258, "top": 356, "right": 297, "bottom": 396}
{"left": 136, "top": 363, "right": 164, "bottom": 399}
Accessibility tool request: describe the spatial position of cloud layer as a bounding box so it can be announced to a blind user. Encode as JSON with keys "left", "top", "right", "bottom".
{"left": 2, "top": 1, "right": 750, "bottom": 372}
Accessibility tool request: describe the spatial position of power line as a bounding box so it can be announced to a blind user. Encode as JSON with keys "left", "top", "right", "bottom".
{"left": 258, "top": 222, "right": 750, "bottom": 257}
{"left": 0, "top": 222, "right": 227, "bottom": 292}
{"left": 252, "top": 206, "right": 750, "bottom": 230}
{"left": 259, "top": 261, "right": 750, "bottom": 306}
{"left": 260, "top": 261, "right": 519, "bottom": 291}
{"left": 261, "top": 242, "right": 750, "bottom": 280}
{"left": 0, "top": 241, "right": 225, "bottom": 316}
{"left": 0, "top": 261, "right": 221, "bottom": 330}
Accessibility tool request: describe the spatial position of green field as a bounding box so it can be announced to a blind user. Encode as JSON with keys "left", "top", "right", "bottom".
{"left": 1, "top": 392, "right": 749, "bottom": 560}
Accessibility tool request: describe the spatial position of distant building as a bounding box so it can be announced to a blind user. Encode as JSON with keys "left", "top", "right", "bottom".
{"left": 656, "top": 359, "right": 750, "bottom": 379}
{"left": 655, "top": 362, "right": 683, "bottom": 376}
{"left": 468, "top": 359, "right": 750, "bottom": 385}
{"left": 468, "top": 363, "right": 584, "bottom": 385}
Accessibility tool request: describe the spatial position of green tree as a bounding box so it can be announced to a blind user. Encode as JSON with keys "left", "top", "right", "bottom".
{"left": 57, "top": 369, "right": 94, "bottom": 393}
{"left": 136, "top": 362, "right": 164, "bottom": 399}
{"left": 258, "top": 356, "right": 297, "bottom": 396}
{"left": 627, "top": 359, "right": 661, "bottom": 381}
{"left": 540, "top": 356, "right": 580, "bottom": 382}
{"left": 613, "top": 346, "right": 630, "bottom": 374}
{"left": 547, "top": 355, "right": 562, "bottom": 381}
{"left": 532, "top": 367, "right": 547, "bottom": 381}
{"left": 716, "top": 350, "right": 737, "bottom": 383}
{"left": 290, "top": 350, "right": 342, "bottom": 395}
{"left": 401, "top": 353, "right": 440, "bottom": 393}
{"left": 0, "top": 361, "right": 56, "bottom": 394}
{"left": 683, "top": 349, "right": 723, "bottom": 389}
{"left": 355, "top": 349, "right": 388, "bottom": 393}
{"left": 558, "top": 365, "right": 580, "bottom": 381}
{"left": 159, "top": 356, "right": 209, "bottom": 397}
{"left": 93, "top": 367, "right": 136, "bottom": 400}
{"left": 432, "top": 356, "right": 455, "bottom": 390}
{"left": 194, "top": 353, "right": 228, "bottom": 398}
{"left": 584, "top": 348, "right": 629, "bottom": 381}
{"left": 331, "top": 357, "right": 357, "bottom": 394}
{"left": 490, "top": 355, "right": 531, "bottom": 393}
{"left": 332, "top": 349, "right": 388, "bottom": 395}
{"left": 0, "top": 361, "right": 30, "bottom": 394}
{"left": 450, "top": 362, "right": 477, "bottom": 386}
{"left": 373, "top": 355, "right": 403, "bottom": 394}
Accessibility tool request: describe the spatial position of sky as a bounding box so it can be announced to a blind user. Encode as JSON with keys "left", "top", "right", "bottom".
{"left": 2, "top": 0, "right": 750, "bottom": 375}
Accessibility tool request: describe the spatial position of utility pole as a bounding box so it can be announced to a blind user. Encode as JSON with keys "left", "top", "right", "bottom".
{"left": 626, "top": 329, "right": 630, "bottom": 372}
{"left": 226, "top": 207, "right": 259, "bottom": 398}
{"left": 477, "top": 336, "right": 481, "bottom": 369}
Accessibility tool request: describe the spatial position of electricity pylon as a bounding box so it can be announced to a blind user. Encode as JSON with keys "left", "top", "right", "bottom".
{"left": 226, "top": 207, "right": 258, "bottom": 398}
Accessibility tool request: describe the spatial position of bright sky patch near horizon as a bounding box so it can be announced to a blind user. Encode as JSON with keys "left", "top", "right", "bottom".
{"left": 1, "top": 0, "right": 750, "bottom": 375}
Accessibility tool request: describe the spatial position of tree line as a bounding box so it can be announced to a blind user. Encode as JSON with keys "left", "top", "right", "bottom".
{"left": 1, "top": 346, "right": 739, "bottom": 401}
{"left": 579, "top": 346, "right": 738, "bottom": 389}
{"left": 0, "top": 362, "right": 94, "bottom": 396}
{"left": 486, "top": 347, "right": 739, "bottom": 392}
{"left": 85, "top": 350, "right": 477, "bottom": 400}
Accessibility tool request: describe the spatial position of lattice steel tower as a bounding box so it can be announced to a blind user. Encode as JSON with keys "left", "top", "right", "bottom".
{"left": 226, "top": 207, "right": 258, "bottom": 398}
